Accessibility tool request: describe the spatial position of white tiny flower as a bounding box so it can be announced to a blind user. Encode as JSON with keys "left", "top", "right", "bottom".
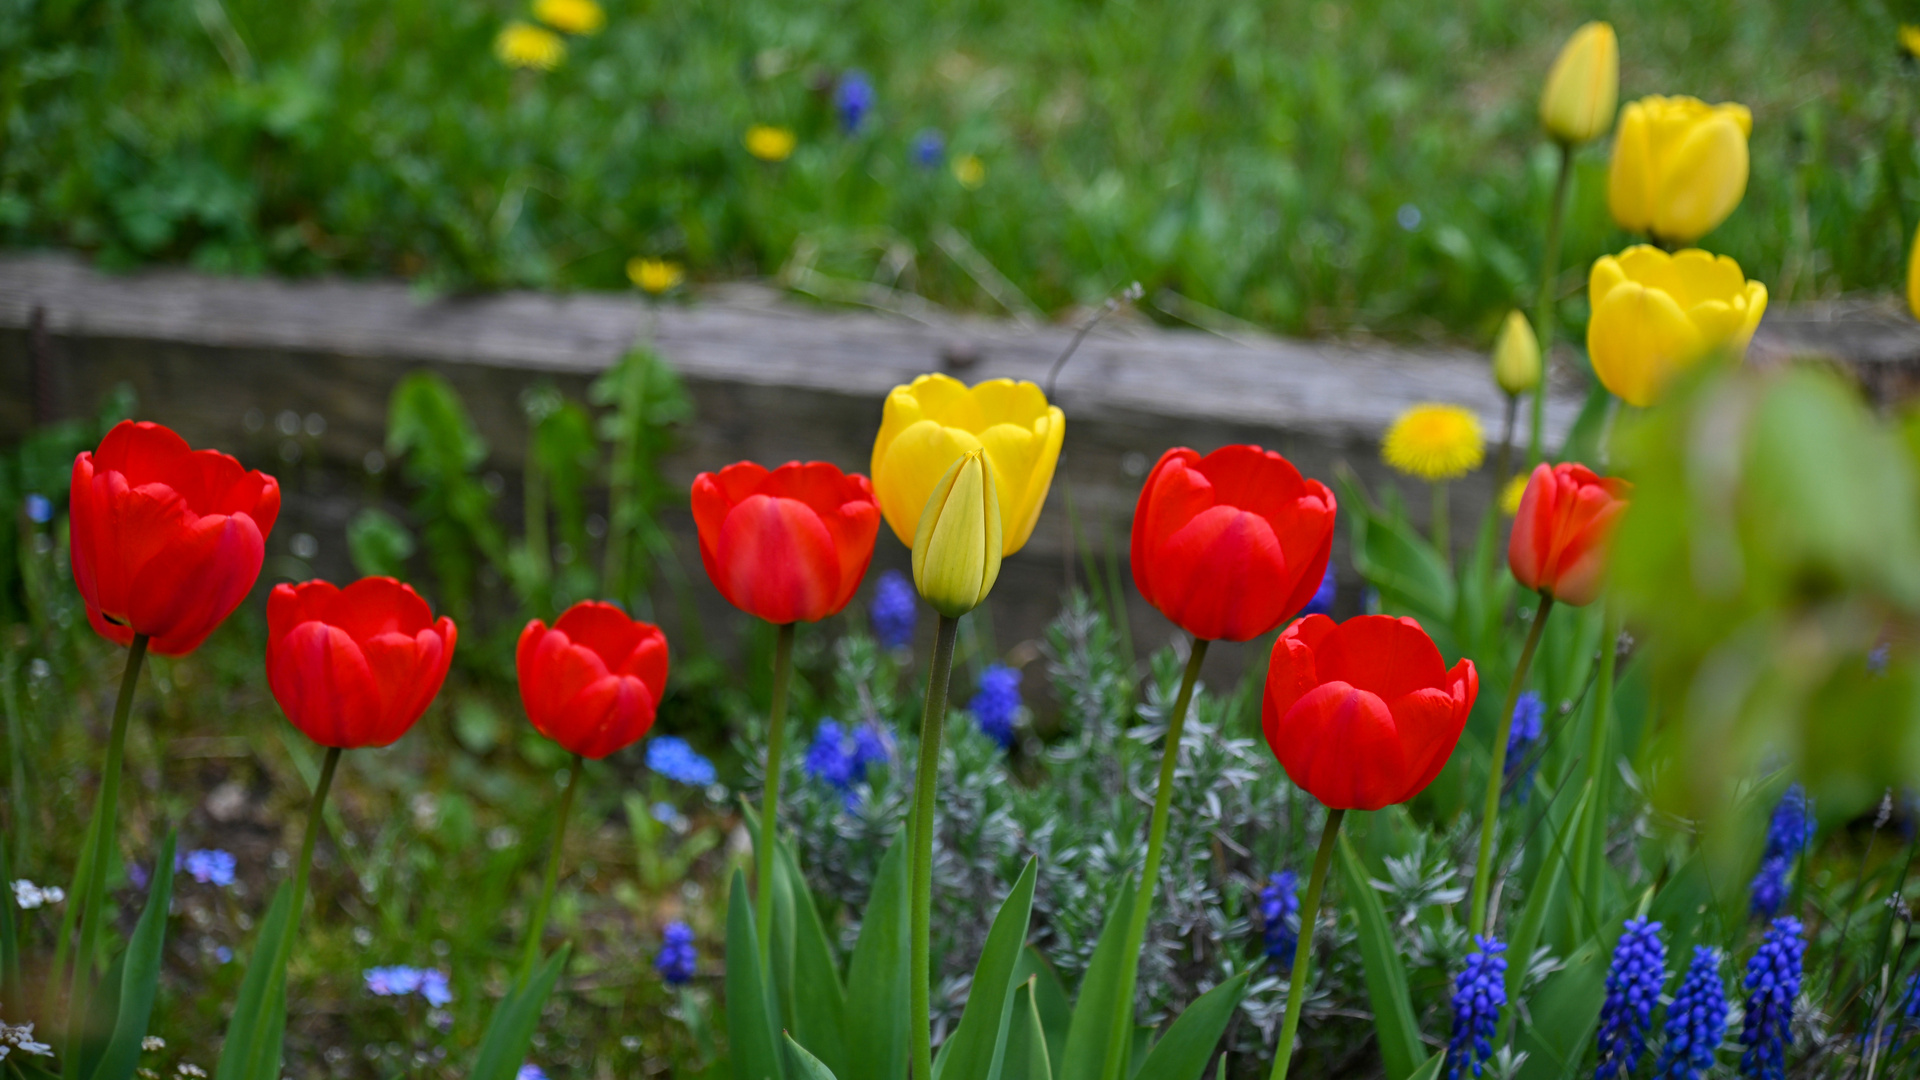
{"left": 176, "top": 1064, "right": 207, "bottom": 1078}
{"left": 11, "top": 881, "right": 45, "bottom": 910}
{"left": 143, "top": 1036, "right": 167, "bottom": 1051}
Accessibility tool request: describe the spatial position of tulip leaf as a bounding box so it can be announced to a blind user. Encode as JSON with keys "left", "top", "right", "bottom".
{"left": 215, "top": 882, "right": 294, "bottom": 1080}
{"left": 1130, "top": 969, "right": 1249, "bottom": 1080}
{"left": 1503, "top": 780, "right": 1581, "bottom": 1021}
{"left": 1513, "top": 935, "right": 1610, "bottom": 1080}
{"left": 87, "top": 832, "right": 175, "bottom": 1080}
{"left": 784, "top": 1034, "right": 841, "bottom": 1080}
{"left": 1407, "top": 1052, "right": 1445, "bottom": 1080}
{"left": 470, "top": 946, "right": 571, "bottom": 1080}
{"left": 1058, "top": 877, "right": 1137, "bottom": 1080}
{"left": 726, "top": 868, "right": 786, "bottom": 1080}
{"left": 934, "top": 856, "right": 1039, "bottom": 1080}
{"left": 1338, "top": 475, "right": 1455, "bottom": 625}
{"left": 0, "top": 842, "right": 18, "bottom": 999}
{"left": 780, "top": 840, "right": 848, "bottom": 1076}
{"left": 1012, "top": 946, "right": 1072, "bottom": 1070}
{"left": 1001, "top": 979, "right": 1054, "bottom": 1080}
{"left": 843, "top": 827, "right": 911, "bottom": 1080}
{"left": 1336, "top": 834, "right": 1424, "bottom": 1080}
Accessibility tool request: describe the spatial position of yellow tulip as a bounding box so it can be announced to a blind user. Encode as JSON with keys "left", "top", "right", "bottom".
{"left": 1586, "top": 246, "right": 1767, "bottom": 408}
{"left": 1492, "top": 310, "right": 1542, "bottom": 396}
{"left": 872, "top": 373, "right": 1065, "bottom": 557}
{"left": 1539, "top": 22, "right": 1618, "bottom": 145}
{"left": 1607, "top": 95, "right": 1752, "bottom": 246}
{"left": 1908, "top": 222, "right": 1920, "bottom": 322}
{"left": 911, "top": 450, "right": 1003, "bottom": 617}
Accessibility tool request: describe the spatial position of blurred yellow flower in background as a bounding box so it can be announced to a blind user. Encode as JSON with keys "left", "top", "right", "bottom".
{"left": 1607, "top": 95, "right": 1752, "bottom": 246}
{"left": 1491, "top": 310, "right": 1541, "bottom": 396}
{"left": 953, "top": 154, "right": 986, "bottom": 189}
{"left": 1902, "top": 25, "right": 1920, "bottom": 59}
{"left": 534, "top": 0, "right": 604, "bottom": 35}
{"left": 627, "top": 258, "right": 685, "bottom": 294}
{"left": 1586, "top": 246, "right": 1766, "bottom": 408}
{"left": 1382, "top": 404, "right": 1484, "bottom": 481}
{"left": 1500, "top": 474, "right": 1528, "bottom": 516}
{"left": 745, "top": 125, "right": 796, "bottom": 162}
{"left": 1539, "top": 21, "right": 1618, "bottom": 145}
{"left": 1909, "top": 223, "right": 1920, "bottom": 321}
{"left": 497, "top": 22, "right": 566, "bottom": 70}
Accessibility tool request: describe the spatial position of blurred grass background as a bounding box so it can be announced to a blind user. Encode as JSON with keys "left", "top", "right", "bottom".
{"left": 0, "top": 0, "right": 1907, "bottom": 342}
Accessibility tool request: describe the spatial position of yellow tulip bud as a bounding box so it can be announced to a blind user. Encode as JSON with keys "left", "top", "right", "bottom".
{"left": 1908, "top": 222, "right": 1920, "bottom": 323}
{"left": 1492, "top": 310, "right": 1542, "bottom": 396}
{"left": 871, "top": 374, "right": 1065, "bottom": 557}
{"left": 1586, "top": 246, "right": 1767, "bottom": 408}
{"left": 1607, "top": 95, "right": 1752, "bottom": 246}
{"left": 911, "top": 450, "right": 1003, "bottom": 617}
{"left": 1539, "top": 22, "right": 1618, "bottom": 145}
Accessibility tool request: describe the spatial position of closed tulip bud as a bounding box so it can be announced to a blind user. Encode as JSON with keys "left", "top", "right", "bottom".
{"left": 911, "top": 450, "right": 1002, "bottom": 617}
{"left": 1607, "top": 95, "right": 1752, "bottom": 246}
{"left": 1508, "top": 463, "right": 1631, "bottom": 606}
{"left": 1539, "top": 22, "right": 1618, "bottom": 145}
{"left": 1587, "top": 246, "right": 1767, "bottom": 407}
{"left": 518, "top": 602, "right": 670, "bottom": 760}
{"left": 1492, "top": 310, "right": 1542, "bottom": 396}
{"left": 267, "top": 578, "right": 456, "bottom": 749}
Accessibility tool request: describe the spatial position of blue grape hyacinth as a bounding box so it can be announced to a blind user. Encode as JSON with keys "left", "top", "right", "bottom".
{"left": 1301, "top": 563, "right": 1336, "bottom": 618}
{"left": 1739, "top": 917, "right": 1804, "bottom": 1080}
{"left": 646, "top": 736, "right": 716, "bottom": 787}
{"left": 656, "top": 921, "right": 697, "bottom": 985}
{"left": 179, "top": 848, "right": 236, "bottom": 887}
{"left": 870, "top": 569, "right": 918, "bottom": 651}
{"left": 1749, "top": 855, "right": 1791, "bottom": 920}
{"left": 912, "top": 129, "right": 945, "bottom": 167}
{"left": 971, "top": 663, "right": 1022, "bottom": 748}
{"left": 1259, "top": 870, "right": 1300, "bottom": 970}
{"left": 1504, "top": 691, "right": 1546, "bottom": 803}
{"left": 1653, "top": 946, "right": 1727, "bottom": 1080}
{"left": 1447, "top": 936, "right": 1507, "bottom": 1080}
{"left": 804, "top": 719, "right": 859, "bottom": 790}
{"left": 1763, "top": 784, "right": 1815, "bottom": 860}
{"left": 835, "top": 70, "right": 875, "bottom": 133}
{"left": 1594, "top": 916, "right": 1666, "bottom": 1080}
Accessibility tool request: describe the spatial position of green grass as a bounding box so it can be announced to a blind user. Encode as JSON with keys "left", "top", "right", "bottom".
{"left": 0, "top": 0, "right": 1908, "bottom": 341}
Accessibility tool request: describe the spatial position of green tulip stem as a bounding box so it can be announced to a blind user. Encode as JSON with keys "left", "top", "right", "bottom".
{"left": 56, "top": 632, "right": 147, "bottom": 1043}
{"left": 756, "top": 621, "right": 797, "bottom": 976}
{"left": 1267, "top": 806, "right": 1345, "bottom": 1080}
{"left": 1431, "top": 481, "right": 1451, "bottom": 564}
{"left": 521, "top": 751, "right": 584, "bottom": 981}
{"left": 911, "top": 613, "right": 960, "bottom": 1080}
{"left": 1470, "top": 592, "right": 1555, "bottom": 937}
{"left": 1100, "top": 638, "right": 1210, "bottom": 1080}
{"left": 1529, "top": 141, "right": 1574, "bottom": 467}
{"left": 1586, "top": 603, "right": 1620, "bottom": 786}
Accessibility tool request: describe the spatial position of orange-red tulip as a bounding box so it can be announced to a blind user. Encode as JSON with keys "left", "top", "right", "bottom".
{"left": 518, "top": 601, "right": 670, "bottom": 760}
{"left": 691, "top": 461, "right": 881, "bottom": 624}
{"left": 1262, "top": 615, "right": 1477, "bottom": 811}
{"left": 1508, "top": 463, "right": 1631, "bottom": 606}
{"left": 267, "top": 578, "right": 456, "bottom": 749}
{"left": 1130, "top": 445, "right": 1336, "bottom": 642}
{"left": 70, "top": 420, "right": 280, "bottom": 656}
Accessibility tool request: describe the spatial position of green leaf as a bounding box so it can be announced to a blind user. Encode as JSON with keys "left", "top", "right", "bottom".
{"left": 780, "top": 842, "right": 848, "bottom": 1076}
{"left": 346, "top": 507, "right": 416, "bottom": 579}
{"left": 1513, "top": 936, "right": 1610, "bottom": 1080}
{"left": 1001, "top": 980, "right": 1054, "bottom": 1080}
{"left": 1406, "top": 1053, "right": 1446, "bottom": 1080}
{"left": 1555, "top": 376, "right": 1615, "bottom": 468}
{"left": 1011, "top": 947, "right": 1072, "bottom": 1071}
{"left": 842, "top": 829, "right": 912, "bottom": 1080}
{"left": 1336, "top": 835, "right": 1423, "bottom": 1080}
{"left": 935, "top": 857, "right": 1039, "bottom": 1080}
{"left": 87, "top": 832, "right": 175, "bottom": 1080}
{"left": 214, "top": 882, "right": 294, "bottom": 1080}
{"left": 1503, "top": 787, "right": 1575, "bottom": 1019}
{"left": 727, "top": 868, "right": 786, "bottom": 1080}
{"left": 784, "top": 1034, "right": 841, "bottom": 1080}
{"left": 470, "top": 946, "right": 571, "bottom": 1080}
{"left": 1058, "top": 878, "right": 1137, "bottom": 1080}
{"left": 0, "top": 841, "right": 18, "bottom": 998}
{"left": 1339, "top": 475, "right": 1456, "bottom": 624}
{"left": 1130, "top": 970, "right": 1249, "bottom": 1080}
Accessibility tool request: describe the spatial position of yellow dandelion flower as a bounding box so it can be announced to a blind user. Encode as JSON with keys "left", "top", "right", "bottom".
{"left": 952, "top": 153, "right": 986, "bottom": 189}
{"left": 745, "top": 125, "right": 796, "bottom": 162}
{"left": 534, "top": 0, "right": 604, "bottom": 34}
{"left": 1500, "top": 473, "right": 1528, "bottom": 516}
{"left": 627, "top": 257, "right": 685, "bottom": 294}
{"left": 497, "top": 22, "right": 565, "bottom": 70}
{"left": 1382, "top": 404, "right": 1485, "bottom": 481}
{"left": 1902, "top": 24, "right": 1920, "bottom": 58}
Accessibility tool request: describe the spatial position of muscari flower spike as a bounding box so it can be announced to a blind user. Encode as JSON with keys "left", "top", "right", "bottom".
{"left": 870, "top": 569, "right": 918, "bottom": 651}
{"left": 1738, "top": 917, "right": 1804, "bottom": 1080}
{"left": 1594, "top": 916, "right": 1666, "bottom": 1080}
{"left": 1447, "top": 935, "right": 1507, "bottom": 1080}
{"left": 912, "top": 129, "right": 945, "bottom": 168}
{"left": 1749, "top": 855, "right": 1791, "bottom": 920}
{"left": 1259, "top": 869, "right": 1300, "bottom": 970}
{"left": 656, "top": 921, "right": 698, "bottom": 985}
{"left": 646, "top": 736, "right": 717, "bottom": 787}
{"left": 804, "top": 719, "right": 893, "bottom": 801}
{"left": 1301, "top": 563, "right": 1336, "bottom": 618}
{"left": 1653, "top": 946, "right": 1727, "bottom": 1080}
{"left": 970, "top": 663, "right": 1022, "bottom": 749}
{"left": 835, "top": 70, "right": 875, "bottom": 133}
{"left": 1763, "top": 784, "right": 1815, "bottom": 861}
{"left": 179, "top": 848, "right": 236, "bottom": 888}
{"left": 1504, "top": 691, "right": 1546, "bottom": 803}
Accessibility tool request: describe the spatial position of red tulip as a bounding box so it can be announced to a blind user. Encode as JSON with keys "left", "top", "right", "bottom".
{"left": 267, "top": 578, "right": 456, "bottom": 749}
{"left": 1262, "top": 614, "right": 1478, "bottom": 811}
{"left": 1130, "top": 445, "right": 1337, "bottom": 642}
{"left": 69, "top": 420, "right": 281, "bottom": 656}
{"left": 517, "top": 602, "right": 670, "bottom": 760}
{"left": 692, "top": 461, "right": 882, "bottom": 624}
{"left": 1508, "top": 462, "right": 1631, "bottom": 607}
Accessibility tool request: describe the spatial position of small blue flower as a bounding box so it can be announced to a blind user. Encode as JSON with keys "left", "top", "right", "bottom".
{"left": 365, "top": 966, "right": 424, "bottom": 996}
{"left": 804, "top": 719, "right": 858, "bottom": 791}
{"left": 216, "top": 945, "right": 233, "bottom": 963}
{"left": 656, "top": 921, "right": 697, "bottom": 985}
{"left": 851, "top": 721, "right": 893, "bottom": 773}
{"left": 1906, "top": 972, "right": 1920, "bottom": 1020}
{"left": 1739, "top": 917, "right": 1804, "bottom": 1080}
{"left": 646, "top": 736, "right": 716, "bottom": 787}
{"left": 835, "top": 70, "right": 876, "bottom": 133}
{"left": 179, "top": 848, "right": 237, "bottom": 887}
{"left": 870, "top": 570, "right": 918, "bottom": 651}
{"left": 651, "top": 801, "right": 683, "bottom": 826}
{"left": 1870, "top": 643, "right": 1891, "bottom": 674}
{"left": 1259, "top": 870, "right": 1300, "bottom": 970}
{"left": 970, "top": 664, "right": 1022, "bottom": 749}
{"left": 418, "top": 968, "right": 452, "bottom": 1007}
{"left": 1763, "top": 784, "right": 1815, "bottom": 861}
{"left": 1652, "top": 946, "right": 1727, "bottom": 1080}
{"left": 1447, "top": 935, "right": 1507, "bottom": 1080}
{"left": 1749, "top": 855, "right": 1791, "bottom": 920}
{"left": 1301, "top": 564, "right": 1336, "bottom": 618}
{"left": 912, "top": 129, "right": 946, "bottom": 168}
{"left": 1594, "top": 916, "right": 1666, "bottom": 1080}
{"left": 517, "top": 1065, "right": 548, "bottom": 1080}
{"left": 24, "top": 494, "right": 53, "bottom": 524}
{"left": 1504, "top": 691, "right": 1545, "bottom": 803}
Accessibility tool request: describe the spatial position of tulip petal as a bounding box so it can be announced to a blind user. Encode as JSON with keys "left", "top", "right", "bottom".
{"left": 1310, "top": 614, "right": 1448, "bottom": 700}
{"left": 1385, "top": 686, "right": 1472, "bottom": 804}
{"left": 1588, "top": 280, "right": 1704, "bottom": 408}
{"left": 1152, "top": 505, "right": 1288, "bottom": 642}
{"left": 1271, "top": 682, "right": 1404, "bottom": 811}
{"left": 1606, "top": 102, "right": 1656, "bottom": 235}
{"left": 1655, "top": 113, "right": 1748, "bottom": 243}
{"left": 714, "top": 494, "right": 839, "bottom": 624}
{"left": 270, "top": 622, "right": 379, "bottom": 748}
{"left": 557, "top": 674, "right": 659, "bottom": 759}
{"left": 875, "top": 419, "right": 983, "bottom": 548}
